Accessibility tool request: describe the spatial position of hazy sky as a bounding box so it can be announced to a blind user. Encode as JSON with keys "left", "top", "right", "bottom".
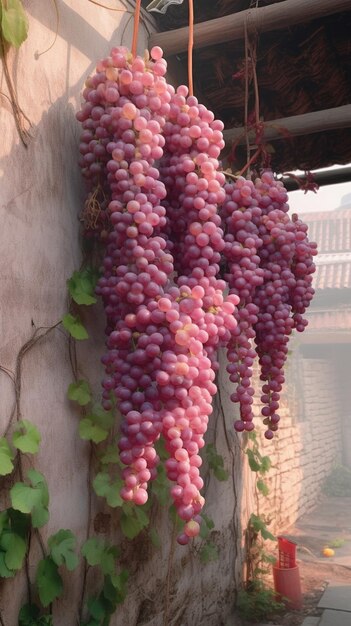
{"left": 288, "top": 177, "right": 351, "bottom": 215}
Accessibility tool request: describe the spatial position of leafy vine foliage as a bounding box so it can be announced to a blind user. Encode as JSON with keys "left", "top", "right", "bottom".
{"left": 0, "top": 266, "right": 225, "bottom": 624}
{"left": 0, "top": 0, "right": 28, "bottom": 49}
{"left": 0, "top": 0, "right": 32, "bottom": 145}
{"left": 237, "top": 432, "right": 283, "bottom": 622}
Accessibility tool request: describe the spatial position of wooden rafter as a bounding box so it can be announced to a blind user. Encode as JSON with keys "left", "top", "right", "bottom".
{"left": 149, "top": 0, "right": 351, "bottom": 55}
{"left": 222, "top": 105, "right": 351, "bottom": 146}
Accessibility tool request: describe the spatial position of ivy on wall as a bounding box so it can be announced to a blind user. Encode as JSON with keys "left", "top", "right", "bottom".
{"left": 0, "top": 266, "right": 229, "bottom": 625}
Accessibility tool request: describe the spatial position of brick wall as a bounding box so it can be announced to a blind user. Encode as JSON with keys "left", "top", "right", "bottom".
{"left": 250, "top": 353, "right": 342, "bottom": 532}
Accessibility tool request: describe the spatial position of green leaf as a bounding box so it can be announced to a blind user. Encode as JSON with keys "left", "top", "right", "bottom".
{"left": 0, "top": 437, "right": 15, "bottom": 476}
{"left": 79, "top": 418, "right": 108, "bottom": 444}
{"left": 199, "top": 542, "right": 218, "bottom": 563}
{"left": 120, "top": 514, "right": 141, "bottom": 540}
{"left": 100, "top": 546, "right": 120, "bottom": 576}
{"left": 205, "top": 443, "right": 229, "bottom": 481}
{"left": 133, "top": 505, "right": 149, "bottom": 528}
{"left": 79, "top": 407, "right": 114, "bottom": 444}
{"left": 87, "top": 596, "right": 106, "bottom": 620}
{"left": 214, "top": 466, "right": 229, "bottom": 481}
{"left": 28, "top": 470, "right": 48, "bottom": 499}
{"left": 155, "top": 438, "right": 168, "bottom": 461}
{"left": 0, "top": 551, "right": 15, "bottom": 577}
{"left": 261, "top": 527, "right": 275, "bottom": 542}
{"left": 121, "top": 504, "right": 149, "bottom": 539}
{"left": 249, "top": 514, "right": 275, "bottom": 541}
{"left": 91, "top": 406, "right": 114, "bottom": 431}
{"left": 7, "top": 509, "right": 30, "bottom": 537}
{"left": 265, "top": 554, "right": 277, "bottom": 564}
{"left": 18, "top": 604, "right": 53, "bottom": 626}
{"left": 18, "top": 603, "right": 40, "bottom": 625}
{"left": 62, "top": 314, "right": 89, "bottom": 340}
{"left": 31, "top": 506, "right": 49, "bottom": 529}
{"left": 1, "top": 531, "right": 26, "bottom": 570}
{"left": 10, "top": 470, "right": 49, "bottom": 528}
{"left": 1, "top": 0, "right": 29, "bottom": 48}
{"left": 93, "top": 472, "right": 123, "bottom": 508}
{"left": 257, "top": 479, "right": 269, "bottom": 497}
{"left": 48, "top": 529, "right": 79, "bottom": 571}
{"left": 114, "top": 568, "right": 128, "bottom": 591}
{"left": 0, "top": 511, "right": 8, "bottom": 535}
{"left": 67, "top": 268, "right": 98, "bottom": 306}
{"left": 168, "top": 505, "right": 183, "bottom": 532}
{"left": 67, "top": 380, "right": 92, "bottom": 406}
{"left": 36, "top": 557, "right": 63, "bottom": 607}
{"left": 82, "top": 537, "right": 106, "bottom": 567}
{"left": 13, "top": 420, "right": 41, "bottom": 454}
{"left": 202, "top": 514, "right": 215, "bottom": 530}
{"left": 200, "top": 513, "right": 215, "bottom": 539}
{"left": 260, "top": 456, "right": 272, "bottom": 475}
{"left": 10, "top": 482, "right": 42, "bottom": 514}
{"left": 99, "top": 445, "right": 121, "bottom": 465}
{"left": 103, "top": 571, "right": 128, "bottom": 604}
{"left": 246, "top": 449, "right": 261, "bottom": 472}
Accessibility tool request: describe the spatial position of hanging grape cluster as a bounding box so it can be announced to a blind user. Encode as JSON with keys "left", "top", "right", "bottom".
{"left": 76, "top": 46, "right": 316, "bottom": 543}
{"left": 222, "top": 173, "right": 317, "bottom": 438}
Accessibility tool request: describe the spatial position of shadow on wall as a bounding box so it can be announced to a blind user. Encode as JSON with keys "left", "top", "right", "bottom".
{"left": 0, "top": 2, "right": 137, "bottom": 342}
{"left": 24, "top": 0, "right": 151, "bottom": 63}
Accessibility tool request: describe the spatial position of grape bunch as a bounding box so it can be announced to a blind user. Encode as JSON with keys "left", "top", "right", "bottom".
{"left": 77, "top": 44, "right": 317, "bottom": 543}
{"left": 156, "top": 85, "right": 239, "bottom": 543}
{"left": 77, "top": 46, "right": 239, "bottom": 543}
{"left": 221, "top": 177, "right": 264, "bottom": 432}
{"left": 222, "top": 171, "right": 317, "bottom": 438}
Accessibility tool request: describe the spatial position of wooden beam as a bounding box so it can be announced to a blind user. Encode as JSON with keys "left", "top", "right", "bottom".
{"left": 149, "top": 0, "right": 351, "bottom": 55}
{"left": 280, "top": 166, "right": 351, "bottom": 190}
{"left": 222, "top": 105, "right": 351, "bottom": 146}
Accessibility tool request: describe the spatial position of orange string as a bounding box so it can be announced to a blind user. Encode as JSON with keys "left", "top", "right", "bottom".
{"left": 132, "top": 0, "right": 142, "bottom": 58}
{"left": 188, "top": 0, "right": 194, "bottom": 96}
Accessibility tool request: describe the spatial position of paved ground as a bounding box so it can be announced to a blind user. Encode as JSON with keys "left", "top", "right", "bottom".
{"left": 290, "top": 498, "right": 351, "bottom": 626}
{"left": 255, "top": 496, "right": 351, "bottom": 626}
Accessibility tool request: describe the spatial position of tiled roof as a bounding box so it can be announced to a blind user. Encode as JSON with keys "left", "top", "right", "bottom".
{"left": 303, "top": 207, "right": 351, "bottom": 253}
{"left": 303, "top": 207, "right": 351, "bottom": 290}
{"left": 313, "top": 253, "right": 351, "bottom": 290}
{"left": 307, "top": 308, "right": 351, "bottom": 333}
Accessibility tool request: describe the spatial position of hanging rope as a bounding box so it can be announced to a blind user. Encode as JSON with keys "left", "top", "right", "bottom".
{"left": 188, "top": 0, "right": 194, "bottom": 96}
{"left": 132, "top": 0, "right": 142, "bottom": 57}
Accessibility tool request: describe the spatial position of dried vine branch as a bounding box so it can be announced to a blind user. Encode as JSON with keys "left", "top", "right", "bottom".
{"left": 0, "top": 35, "right": 32, "bottom": 147}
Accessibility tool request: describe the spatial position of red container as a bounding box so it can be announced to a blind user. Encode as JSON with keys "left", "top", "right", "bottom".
{"left": 278, "top": 536, "right": 297, "bottom": 568}
{"left": 273, "top": 563, "right": 302, "bottom": 610}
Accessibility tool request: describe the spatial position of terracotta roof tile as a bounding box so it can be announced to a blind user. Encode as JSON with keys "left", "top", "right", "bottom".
{"left": 307, "top": 308, "right": 351, "bottom": 332}
{"left": 313, "top": 253, "right": 351, "bottom": 289}
{"left": 303, "top": 207, "right": 351, "bottom": 253}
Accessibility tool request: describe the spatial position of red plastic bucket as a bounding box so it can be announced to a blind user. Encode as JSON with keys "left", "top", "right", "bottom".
{"left": 273, "top": 563, "right": 302, "bottom": 610}
{"left": 278, "top": 536, "right": 297, "bottom": 568}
